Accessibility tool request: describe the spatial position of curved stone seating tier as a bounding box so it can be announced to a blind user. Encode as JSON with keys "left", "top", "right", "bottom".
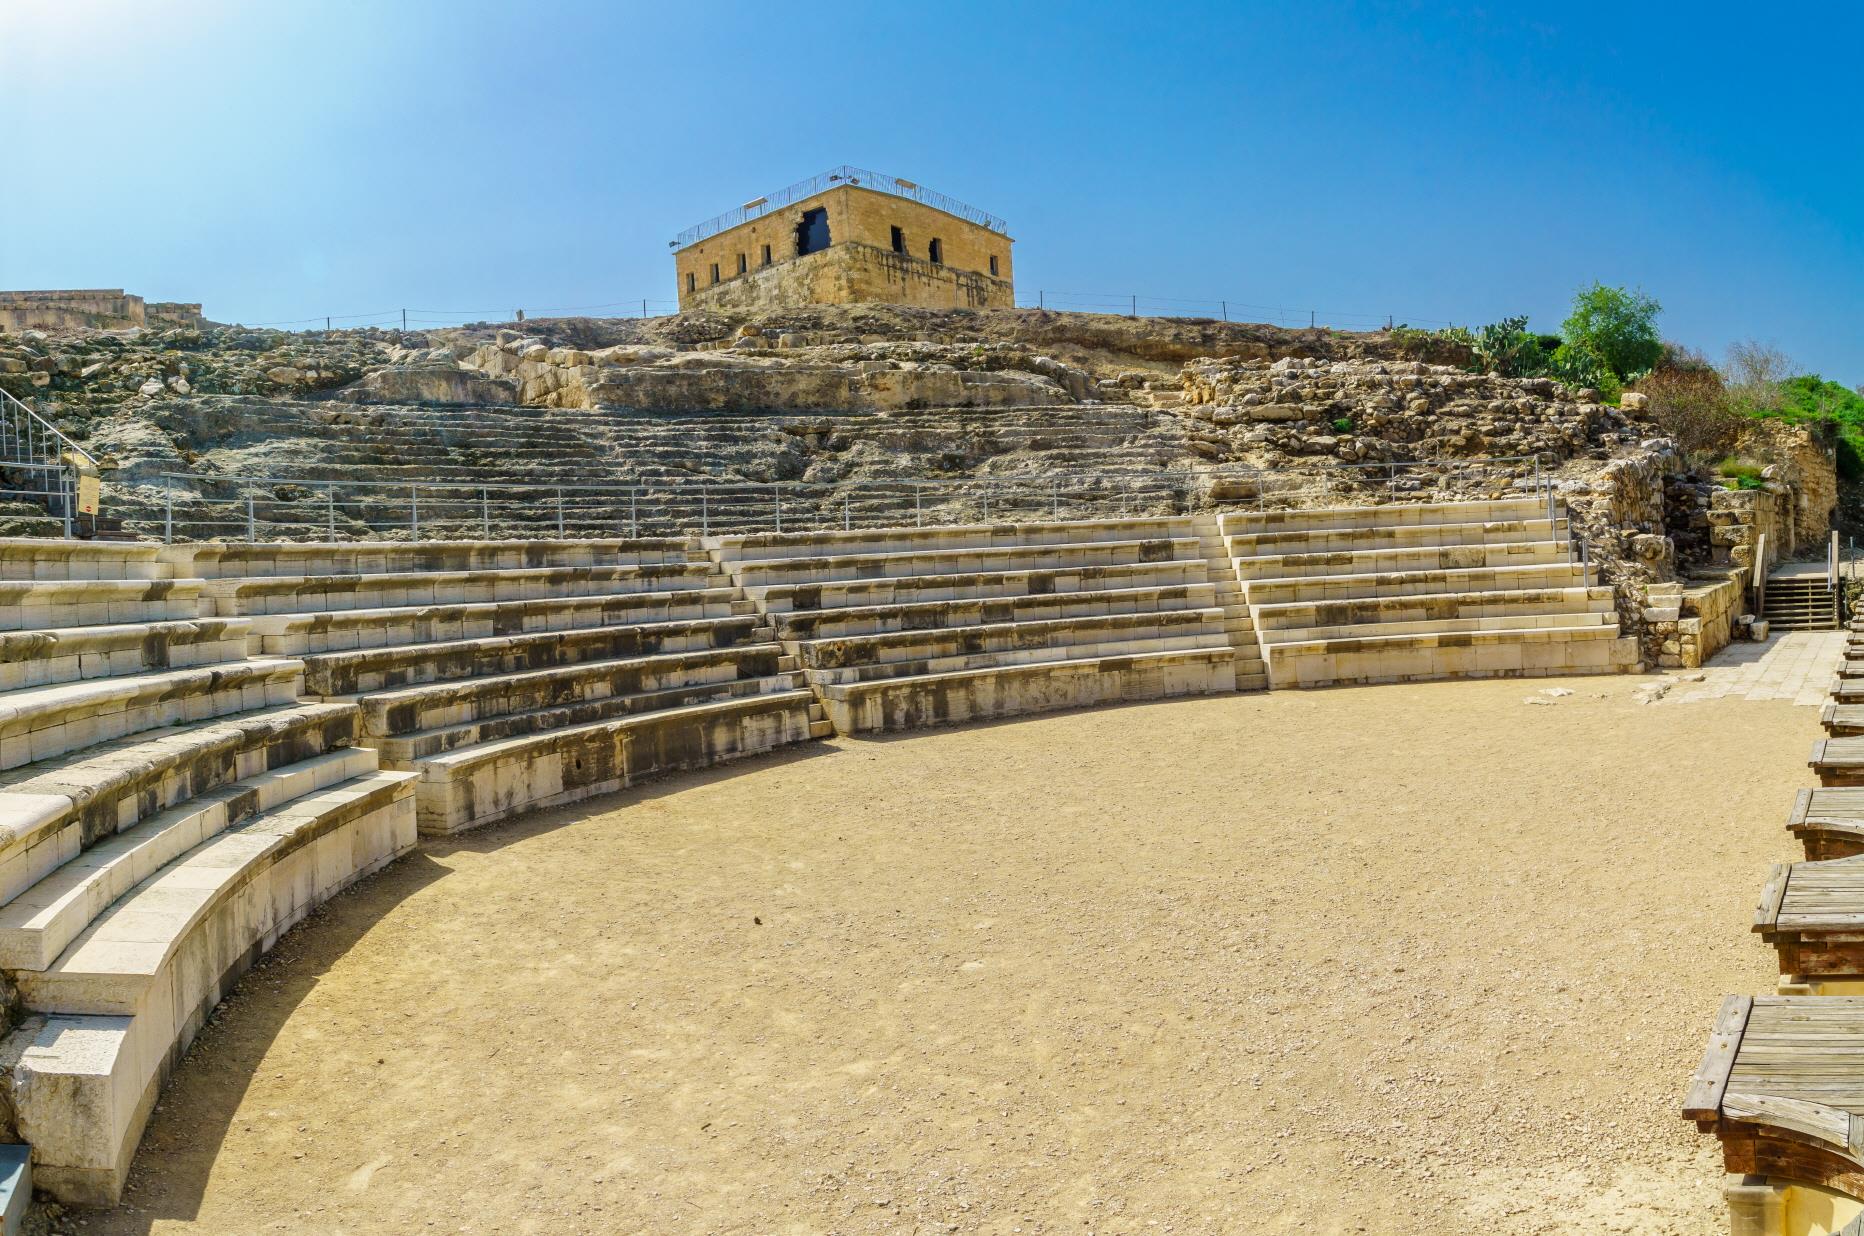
{"left": 9, "top": 767, "right": 414, "bottom": 1205}
{"left": 1686, "top": 997, "right": 1864, "bottom": 1222}
{"left": 0, "top": 661, "right": 304, "bottom": 771}
{"left": 1221, "top": 499, "right": 1635, "bottom": 688}
{"left": 0, "top": 579, "right": 204, "bottom": 632}
{"left": 247, "top": 587, "right": 751, "bottom": 656}
{"left": 299, "top": 615, "right": 767, "bottom": 696}
{"left": 1812, "top": 740, "right": 1864, "bottom": 788}
{"left": 0, "top": 619, "right": 252, "bottom": 692}
{"left": 707, "top": 517, "right": 1263, "bottom": 734}
{"left": 1789, "top": 790, "right": 1864, "bottom": 862}
{"left": 162, "top": 538, "right": 697, "bottom": 580}
{"left": 412, "top": 689, "right": 816, "bottom": 835}
{"left": 747, "top": 560, "right": 1213, "bottom": 614}
{"left": 1754, "top": 857, "right": 1864, "bottom": 994}
{"left": 192, "top": 562, "right": 720, "bottom": 618}
{"left": 0, "top": 542, "right": 167, "bottom": 583}
{"left": 1826, "top": 705, "right": 1864, "bottom": 738}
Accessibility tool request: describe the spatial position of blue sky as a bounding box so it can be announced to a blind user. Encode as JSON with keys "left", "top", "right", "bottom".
{"left": 3, "top": 0, "right": 1859, "bottom": 381}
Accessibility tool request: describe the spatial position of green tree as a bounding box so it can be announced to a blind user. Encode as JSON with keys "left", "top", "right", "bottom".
{"left": 1561, "top": 283, "right": 1663, "bottom": 381}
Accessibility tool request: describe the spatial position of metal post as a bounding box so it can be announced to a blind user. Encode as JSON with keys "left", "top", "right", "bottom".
{"left": 1130, "top": 294, "right": 1137, "bottom": 318}
{"left": 1038, "top": 290, "right": 1044, "bottom": 310}
{"left": 774, "top": 484, "right": 782, "bottom": 534}
{"left": 326, "top": 485, "right": 336, "bottom": 540}
{"left": 410, "top": 486, "right": 419, "bottom": 540}
{"left": 401, "top": 309, "right": 407, "bottom": 332}
{"left": 246, "top": 491, "right": 256, "bottom": 542}
{"left": 1052, "top": 479, "right": 1059, "bottom": 519}
{"left": 914, "top": 483, "right": 922, "bottom": 528}
{"left": 61, "top": 471, "right": 72, "bottom": 539}
{"left": 1221, "top": 300, "right": 1227, "bottom": 322}
{"left": 555, "top": 488, "right": 564, "bottom": 536}
{"left": 164, "top": 481, "right": 174, "bottom": 543}
{"left": 843, "top": 493, "right": 850, "bottom": 531}
{"left": 701, "top": 484, "right": 709, "bottom": 537}
{"left": 630, "top": 491, "right": 638, "bottom": 538}
{"left": 481, "top": 487, "right": 490, "bottom": 538}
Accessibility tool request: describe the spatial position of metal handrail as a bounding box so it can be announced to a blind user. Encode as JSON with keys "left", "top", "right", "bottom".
{"left": 0, "top": 388, "right": 97, "bottom": 470}
{"left": 673, "top": 165, "right": 1011, "bottom": 249}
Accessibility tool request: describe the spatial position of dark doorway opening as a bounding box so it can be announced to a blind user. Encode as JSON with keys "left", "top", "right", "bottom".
{"left": 796, "top": 208, "right": 831, "bottom": 256}
{"left": 928, "top": 238, "right": 944, "bottom": 264}
{"left": 761, "top": 243, "right": 772, "bottom": 266}
{"left": 890, "top": 226, "right": 905, "bottom": 254}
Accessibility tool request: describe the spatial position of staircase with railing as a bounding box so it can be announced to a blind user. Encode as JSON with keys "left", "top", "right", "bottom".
{"left": 0, "top": 388, "right": 99, "bottom": 537}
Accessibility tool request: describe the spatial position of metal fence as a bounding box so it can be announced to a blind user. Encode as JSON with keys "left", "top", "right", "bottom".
{"left": 127, "top": 457, "right": 1559, "bottom": 544}
{"left": 0, "top": 390, "right": 94, "bottom": 536}
{"left": 673, "top": 166, "right": 1010, "bottom": 249}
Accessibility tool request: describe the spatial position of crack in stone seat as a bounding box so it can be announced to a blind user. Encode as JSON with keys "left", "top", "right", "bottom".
{"left": 247, "top": 588, "right": 751, "bottom": 655}
{"left": 1222, "top": 499, "right": 1636, "bottom": 687}
{"left": 0, "top": 620, "right": 252, "bottom": 692}
{"left": 299, "top": 615, "right": 768, "bottom": 696}
{"left": 1685, "top": 996, "right": 1864, "bottom": 1228}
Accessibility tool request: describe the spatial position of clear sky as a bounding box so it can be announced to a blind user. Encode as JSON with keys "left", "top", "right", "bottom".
{"left": 3, "top": 0, "right": 1859, "bottom": 381}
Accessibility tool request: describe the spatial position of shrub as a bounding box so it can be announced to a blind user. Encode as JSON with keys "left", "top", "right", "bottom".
{"left": 1562, "top": 283, "right": 1663, "bottom": 381}
{"left": 1332, "top": 416, "right": 1353, "bottom": 433}
{"left": 1469, "top": 315, "right": 1553, "bottom": 378}
{"left": 1640, "top": 361, "right": 1742, "bottom": 463}
{"left": 1717, "top": 458, "right": 1767, "bottom": 489}
{"left": 1548, "top": 340, "right": 1622, "bottom": 402}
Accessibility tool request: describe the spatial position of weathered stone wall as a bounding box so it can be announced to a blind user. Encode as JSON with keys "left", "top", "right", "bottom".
{"left": 0, "top": 291, "right": 202, "bottom": 334}
{"left": 676, "top": 184, "right": 1012, "bottom": 311}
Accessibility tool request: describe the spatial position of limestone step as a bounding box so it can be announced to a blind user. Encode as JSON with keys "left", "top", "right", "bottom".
{"left": 0, "top": 660, "right": 305, "bottom": 771}
{"left": 0, "top": 702, "right": 359, "bottom": 899}
{"left": 796, "top": 610, "right": 1232, "bottom": 680}
{"left": 0, "top": 619, "right": 252, "bottom": 692}
{"left": 1240, "top": 562, "right": 1590, "bottom": 608}
{"left": 0, "top": 746, "right": 380, "bottom": 970}
{"left": 0, "top": 578, "right": 205, "bottom": 632}
{"left": 0, "top": 540, "right": 171, "bottom": 583}
{"left": 726, "top": 537, "right": 1205, "bottom": 589}
{"left": 815, "top": 646, "right": 1241, "bottom": 734}
{"left": 1226, "top": 517, "right": 1568, "bottom": 558}
{"left": 247, "top": 588, "right": 751, "bottom": 656}
{"left": 702, "top": 517, "right": 1196, "bottom": 563}
{"left": 1231, "top": 540, "right": 1572, "bottom": 582}
{"left": 1258, "top": 611, "right": 1618, "bottom": 646}
{"left": 1218, "top": 497, "right": 1554, "bottom": 537}
{"left": 770, "top": 583, "right": 1219, "bottom": 641}
{"left": 412, "top": 689, "right": 817, "bottom": 834}
{"left": 375, "top": 670, "right": 804, "bottom": 764}
{"left": 1262, "top": 624, "right": 1632, "bottom": 689}
{"left": 163, "top": 538, "right": 701, "bottom": 579}
{"left": 301, "top": 615, "right": 767, "bottom": 696}
{"left": 358, "top": 645, "right": 793, "bottom": 741}
{"left": 748, "top": 560, "right": 1213, "bottom": 614}
{"left": 196, "top": 561, "right": 721, "bottom": 617}
{"left": 7, "top": 768, "right": 416, "bottom": 1205}
{"left": 1249, "top": 586, "right": 1613, "bottom": 635}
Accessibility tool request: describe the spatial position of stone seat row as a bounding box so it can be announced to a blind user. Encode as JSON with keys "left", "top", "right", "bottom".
{"left": 1216, "top": 498, "right": 1636, "bottom": 688}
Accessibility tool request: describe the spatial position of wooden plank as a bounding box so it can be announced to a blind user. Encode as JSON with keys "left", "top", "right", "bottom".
{"left": 1722, "top": 1091, "right": 1855, "bottom": 1153}
{"left": 1684, "top": 995, "right": 1753, "bottom": 1120}
{"left": 1755, "top": 863, "right": 1792, "bottom": 932}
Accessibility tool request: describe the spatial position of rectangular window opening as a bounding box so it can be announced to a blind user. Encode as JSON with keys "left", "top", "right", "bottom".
{"left": 890, "top": 225, "right": 905, "bottom": 255}
{"left": 686, "top": 273, "right": 695, "bottom": 293}
{"left": 795, "top": 207, "right": 831, "bottom": 256}
{"left": 928, "top": 238, "right": 943, "bottom": 265}
{"left": 761, "top": 243, "right": 772, "bottom": 266}
{"left": 737, "top": 253, "right": 747, "bottom": 275}
{"left": 710, "top": 263, "right": 720, "bottom": 285}
{"left": 989, "top": 254, "right": 999, "bottom": 277}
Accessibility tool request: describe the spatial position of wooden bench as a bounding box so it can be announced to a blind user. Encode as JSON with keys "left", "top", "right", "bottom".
{"left": 1825, "top": 703, "right": 1864, "bottom": 738}
{"left": 1811, "top": 739, "right": 1864, "bottom": 787}
{"left": 1789, "top": 789, "right": 1864, "bottom": 860}
{"left": 1754, "top": 858, "right": 1864, "bottom": 992}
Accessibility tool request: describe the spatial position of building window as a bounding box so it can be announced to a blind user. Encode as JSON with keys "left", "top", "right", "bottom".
{"left": 761, "top": 244, "right": 772, "bottom": 266}
{"left": 686, "top": 273, "right": 695, "bottom": 293}
{"left": 796, "top": 207, "right": 831, "bottom": 256}
{"left": 710, "top": 263, "right": 720, "bottom": 285}
{"left": 989, "top": 254, "right": 999, "bottom": 277}
{"left": 928, "top": 238, "right": 943, "bottom": 264}
{"left": 737, "top": 253, "right": 747, "bottom": 275}
{"left": 890, "top": 226, "right": 905, "bottom": 254}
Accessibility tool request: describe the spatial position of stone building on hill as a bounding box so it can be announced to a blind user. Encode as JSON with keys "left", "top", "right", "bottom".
{"left": 672, "top": 167, "right": 1014, "bottom": 312}
{"left": 0, "top": 290, "right": 203, "bottom": 333}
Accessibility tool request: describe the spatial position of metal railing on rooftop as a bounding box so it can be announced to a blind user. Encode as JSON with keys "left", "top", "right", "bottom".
{"left": 124, "top": 457, "right": 1559, "bottom": 543}
{"left": 673, "top": 166, "right": 1010, "bottom": 249}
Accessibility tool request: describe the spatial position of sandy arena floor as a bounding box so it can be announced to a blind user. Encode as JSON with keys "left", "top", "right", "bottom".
{"left": 70, "top": 673, "right": 1821, "bottom": 1235}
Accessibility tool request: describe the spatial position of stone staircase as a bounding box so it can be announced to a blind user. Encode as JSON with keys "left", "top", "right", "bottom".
{"left": 160, "top": 540, "right": 825, "bottom": 837}
{"left": 704, "top": 517, "right": 1266, "bottom": 733}
{"left": 0, "top": 539, "right": 418, "bottom": 1206}
{"left": 1219, "top": 497, "right": 1638, "bottom": 687}
{"left": 1763, "top": 570, "right": 1839, "bottom": 631}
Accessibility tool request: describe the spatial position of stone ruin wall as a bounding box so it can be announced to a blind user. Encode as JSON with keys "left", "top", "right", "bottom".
{"left": 0, "top": 290, "right": 202, "bottom": 334}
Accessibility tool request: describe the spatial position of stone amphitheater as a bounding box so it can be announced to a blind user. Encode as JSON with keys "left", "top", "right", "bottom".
{"left": 0, "top": 306, "right": 1849, "bottom": 1233}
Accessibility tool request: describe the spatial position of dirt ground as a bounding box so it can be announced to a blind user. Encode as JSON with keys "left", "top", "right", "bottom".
{"left": 69, "top": 674, "right": 1815, "bottom": 1235}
